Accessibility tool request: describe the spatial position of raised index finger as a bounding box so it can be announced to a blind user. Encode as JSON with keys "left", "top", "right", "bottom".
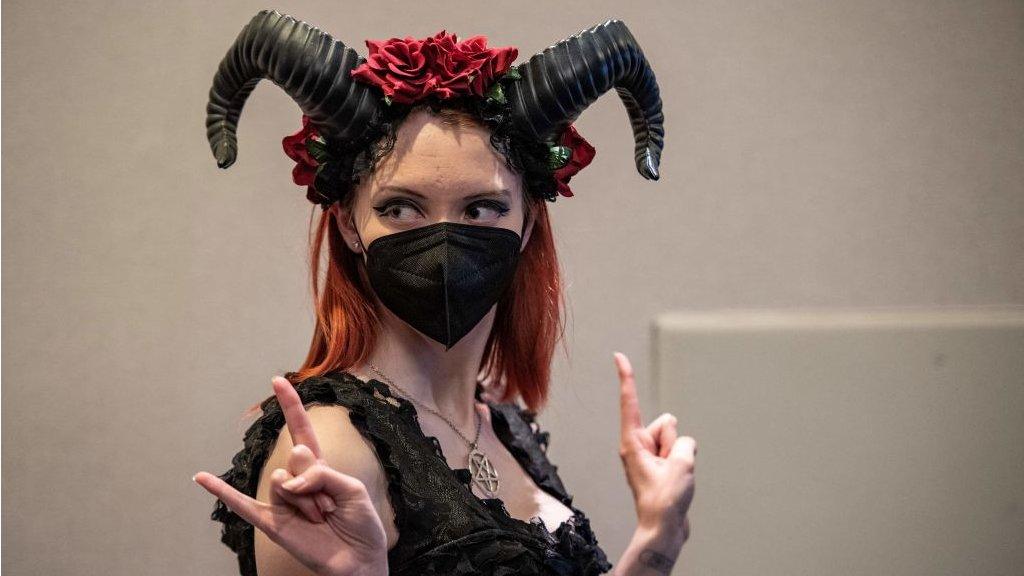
{"left": 614, "top": 352, "right": 643, "bottom": 439}
{"left": 272, "top": 376, "right": 322, "bottom": 460}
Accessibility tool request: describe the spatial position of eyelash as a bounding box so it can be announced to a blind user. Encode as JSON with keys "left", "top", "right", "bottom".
{"left": 371, "top": 199, "right": 511, "bottom": 220}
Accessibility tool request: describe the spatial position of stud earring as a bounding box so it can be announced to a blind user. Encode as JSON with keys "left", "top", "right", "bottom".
{"left": 353, "top": 241, "right": 361, "bottom": 248}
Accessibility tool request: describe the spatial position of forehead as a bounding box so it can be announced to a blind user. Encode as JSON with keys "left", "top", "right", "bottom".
{"left": 369, "top": 109, "right": 520, "bottom": 199}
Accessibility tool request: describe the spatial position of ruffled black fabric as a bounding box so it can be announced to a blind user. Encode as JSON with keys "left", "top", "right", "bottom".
{"left": 210, "top": 372, "right": 613, "bottom": 575}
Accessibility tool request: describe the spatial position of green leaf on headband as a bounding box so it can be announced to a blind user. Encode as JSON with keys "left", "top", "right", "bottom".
{"left": 484, "top": 82, "right": 506, "bottom": 105}
{"left": 502, "top": 68, "right": 522, "bottom": 81}
{"left": 307, "top": 140, "right": 331, "bottom": 163}
{"left": 548, "top": 145, "right": 572, "bottom": 170}
{"left": 383, "top": 95, "right": 392, "bottom": 106}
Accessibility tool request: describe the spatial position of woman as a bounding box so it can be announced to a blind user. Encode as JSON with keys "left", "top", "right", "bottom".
{"left": 193, "top": 10, "right": 695, "bottom": 576}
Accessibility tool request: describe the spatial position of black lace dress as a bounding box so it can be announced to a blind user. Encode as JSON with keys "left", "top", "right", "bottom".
{"left": 211, "top": 371, "right": 614, "bottom": 575}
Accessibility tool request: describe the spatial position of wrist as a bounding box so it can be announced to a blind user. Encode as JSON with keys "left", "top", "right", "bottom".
{"left": 367, "top": 558, "right": 389, "bottom": 576}
{"left": 614, "top": 523, "right": 686, "bottom": 576}
{"left": 633, "top": 519, "right": 687, "bottom": 556}
{"left": 343, "top": 557, "right": 388, "bottom": 576}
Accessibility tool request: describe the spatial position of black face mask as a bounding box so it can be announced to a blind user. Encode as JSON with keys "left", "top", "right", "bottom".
{"left": 360, "top": 221, "right": 523, "bottom": 350}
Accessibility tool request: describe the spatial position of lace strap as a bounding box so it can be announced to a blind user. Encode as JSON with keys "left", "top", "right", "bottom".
{"left": 487, "top": 401, "right": 574, "bottom": 507}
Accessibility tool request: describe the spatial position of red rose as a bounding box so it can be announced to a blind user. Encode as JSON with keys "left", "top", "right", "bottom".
{"left": 552, "top": 124, "right": 596, "bottom": 198}
{"left": 351, "top": 36, "right": 433, "bottom": 105}
{"left": 350, "top": 31, "right": 517, "bottom": 103}
{"left": 282, "top": 114, "right": 320, "bottom": 187}
{"left": 428, "top": 32, "right": 518, "bottom": 97}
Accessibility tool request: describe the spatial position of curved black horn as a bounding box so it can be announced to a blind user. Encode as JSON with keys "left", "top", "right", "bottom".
{"left": 205, "top": 9, "right": 382, "bottom": 168}
{"left": 506, "top": 20, "right": 665, "bottom": 180}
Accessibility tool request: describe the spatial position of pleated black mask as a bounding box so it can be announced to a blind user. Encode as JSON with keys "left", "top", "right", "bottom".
{"left": 362, "top": 222, "right": 522, "bottom": 350}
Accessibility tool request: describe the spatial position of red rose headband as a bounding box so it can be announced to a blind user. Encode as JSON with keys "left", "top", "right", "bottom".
{"left": 206, "top": 10, "right": 663, "bottom": 207}
{"left": 352, "top": 31, "right": 518, "bottom": 105}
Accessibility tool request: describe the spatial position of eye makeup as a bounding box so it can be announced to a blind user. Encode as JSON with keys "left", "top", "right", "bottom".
{"left": 371, "top": 198, "right": 511, "bottom": 222}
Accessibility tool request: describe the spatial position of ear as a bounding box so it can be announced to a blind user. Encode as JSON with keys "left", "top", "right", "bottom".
{"left": 332, "top": 202, "right": 364, "bottom": 254}
{"left": 519, "top": 205, "right": 537, "bottom": 253}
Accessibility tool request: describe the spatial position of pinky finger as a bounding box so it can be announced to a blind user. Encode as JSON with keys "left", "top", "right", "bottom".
{"left": 193, "top": 471, "right": 271, "bottom": 533}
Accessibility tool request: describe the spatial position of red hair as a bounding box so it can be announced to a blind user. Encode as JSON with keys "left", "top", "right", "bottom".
{"left": 243, "top": 192, "right": 565, "bottom": 418}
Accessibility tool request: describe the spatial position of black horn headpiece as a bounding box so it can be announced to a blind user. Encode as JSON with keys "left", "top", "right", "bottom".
{"left": 205, "top": 9, "right": 665, "bottom": 204}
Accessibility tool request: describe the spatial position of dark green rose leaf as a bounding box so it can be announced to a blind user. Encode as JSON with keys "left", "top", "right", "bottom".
{"left": 548, "top": 145, "right": 572, "bottom": 170}
{"left": 484, "top": 82, "right": 506, "bottom": 105}
{"left": 307, "top": 140, "right": 331, "bottom": 163}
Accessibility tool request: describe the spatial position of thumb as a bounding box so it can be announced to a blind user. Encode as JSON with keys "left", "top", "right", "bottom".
{"left": 281, "top": 463, "right": 367, "bottom": 500}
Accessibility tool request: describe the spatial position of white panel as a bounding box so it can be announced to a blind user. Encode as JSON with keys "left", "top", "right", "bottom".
{"left": 652, "top": 308, "right": 1024, "bottom": 576}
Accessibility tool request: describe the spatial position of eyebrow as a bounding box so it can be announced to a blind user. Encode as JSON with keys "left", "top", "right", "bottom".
{"left": 378, "top": 185, "right": 512, "bottom": 201}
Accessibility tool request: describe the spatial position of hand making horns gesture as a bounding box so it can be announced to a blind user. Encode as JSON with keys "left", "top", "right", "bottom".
{"left": 614, "top": 352, "right": 696, "bottom": 542}
{"left": 193, "top": 377, "right": 388, "bottom": 576}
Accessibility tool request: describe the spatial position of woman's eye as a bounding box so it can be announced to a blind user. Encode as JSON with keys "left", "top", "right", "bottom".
{"left": 372, "top": 199, "right": 510, "bottom": 224}
{"left": 372, "top": 200, "right": 423, "bottom": 222}
{"left": 465, "top": 200, "right": 511, "bottom": 222}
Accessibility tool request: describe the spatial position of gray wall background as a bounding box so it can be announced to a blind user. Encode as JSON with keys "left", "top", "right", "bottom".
{"left": 3, "top": 0, "right": 1021, "bottom": 574}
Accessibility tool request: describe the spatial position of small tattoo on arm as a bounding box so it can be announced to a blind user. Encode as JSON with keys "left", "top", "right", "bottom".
{"left": 639, "top": 549, "right": 675, "bottom": 574}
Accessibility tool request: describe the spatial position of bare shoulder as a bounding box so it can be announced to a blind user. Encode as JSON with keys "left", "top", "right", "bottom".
{"left": 253, "top": 403, "right": 399, "bottom": 576}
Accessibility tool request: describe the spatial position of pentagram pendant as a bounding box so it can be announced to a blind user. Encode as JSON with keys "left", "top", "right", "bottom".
{"left": 468, "top": 447, "right": 500, "bottom": 498}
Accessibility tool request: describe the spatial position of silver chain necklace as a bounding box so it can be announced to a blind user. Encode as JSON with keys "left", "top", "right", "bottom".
{"left": 367, "top": 362, "right": 500, "bottom": 498}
